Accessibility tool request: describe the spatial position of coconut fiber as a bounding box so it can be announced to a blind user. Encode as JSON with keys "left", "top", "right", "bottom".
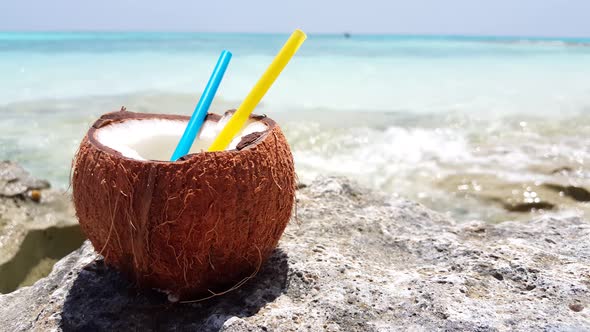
{"left": 72, "top": 109, "right": 296, "bottom": 300}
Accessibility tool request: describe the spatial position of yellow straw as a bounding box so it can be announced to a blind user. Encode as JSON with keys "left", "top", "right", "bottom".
{"left": 208, "top": 29, "right": 307, "bottom": 151}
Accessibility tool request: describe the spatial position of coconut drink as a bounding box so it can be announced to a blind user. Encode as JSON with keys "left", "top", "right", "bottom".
{"left": 72, "top": 30, "right": 306, "bottom": 300}
{"left": 72, "top": 109, "right": 295, "bottom": 299}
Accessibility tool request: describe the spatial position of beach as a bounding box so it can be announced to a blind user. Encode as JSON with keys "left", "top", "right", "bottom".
{"left": 0, "top": 32, "right": 589, "bottom": 329}
{"left": 1, "top": 32, "right": 589, "bottom": 222}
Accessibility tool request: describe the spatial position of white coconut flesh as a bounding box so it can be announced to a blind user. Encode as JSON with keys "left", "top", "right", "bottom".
{"left": 95, "top": 115, "right": 269, "bottom": 161}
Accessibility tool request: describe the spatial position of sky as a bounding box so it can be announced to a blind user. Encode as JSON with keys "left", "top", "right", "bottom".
{"left": 0, "top": 0, "right": 589, "bottom": 37}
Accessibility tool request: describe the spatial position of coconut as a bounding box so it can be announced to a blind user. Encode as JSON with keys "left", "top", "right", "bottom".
{"left": 72, "top": 108, "right": 295, "bottom": 300}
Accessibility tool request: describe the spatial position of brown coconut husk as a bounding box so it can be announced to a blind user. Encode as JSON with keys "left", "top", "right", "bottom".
{"left": 72, "top": 109, "right": 296, "bottom": 300}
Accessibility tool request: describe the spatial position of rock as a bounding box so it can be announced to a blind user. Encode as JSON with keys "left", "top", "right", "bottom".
{"left": 0, "top": 176, "right": 589, "bottom": 331}
{"left": 544, "top": 184, "right": 590, "bottom": 202}
{"left": 0, "top": 161, "right": 50, "bottom": 197}
{"left": 438, "top": 173, "right": 590, "bottom": 222}
{"left": 0, "top": 162, "right": 84, "bottom": 294}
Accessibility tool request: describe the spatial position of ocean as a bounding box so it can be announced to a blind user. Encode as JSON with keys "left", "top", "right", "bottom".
{"left": 1, "top": 32, "right": 589, "bottom": 222}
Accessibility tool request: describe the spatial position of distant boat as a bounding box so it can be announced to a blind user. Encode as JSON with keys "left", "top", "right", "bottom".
{"left": 343, "top": 32, "right": 351, "bottom": 39}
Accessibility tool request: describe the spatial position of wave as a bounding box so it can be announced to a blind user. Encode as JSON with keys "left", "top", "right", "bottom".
{"left": 1, "top": 95, "right": 589, "bottom": 222}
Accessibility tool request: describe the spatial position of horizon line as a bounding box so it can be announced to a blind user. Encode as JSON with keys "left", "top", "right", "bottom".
{"left": 0, "top": 30, "right": 589, "bottom": 40}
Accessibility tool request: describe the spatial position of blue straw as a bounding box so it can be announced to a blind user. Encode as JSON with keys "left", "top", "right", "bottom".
{"left": 171, "top": 50, "right": 233, "bottom": 161}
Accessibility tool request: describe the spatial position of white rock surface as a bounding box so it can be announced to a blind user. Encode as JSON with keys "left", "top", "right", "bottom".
{"left": 0, "top": 177, "right": 588, "bottom": 331}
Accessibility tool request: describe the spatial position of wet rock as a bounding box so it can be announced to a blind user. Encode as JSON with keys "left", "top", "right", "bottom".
{"left": 498, "top": 200, "right": 555, "bottom": 213}
{"left": 439, "top": 173, "right": 590, "bottom": 221}
{"left": 0, "top": 177, "right": 589, "bottom": 331}
{"left": 544, "top": 184, "right": 590, "bottom": 202}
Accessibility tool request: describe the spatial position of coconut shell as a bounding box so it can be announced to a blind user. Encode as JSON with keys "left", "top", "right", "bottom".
{"left": 72, "top": 109, "right": 295, "bottom": 300}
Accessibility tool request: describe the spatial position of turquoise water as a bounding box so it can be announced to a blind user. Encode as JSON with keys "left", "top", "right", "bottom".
{"left": 1, "top": 32, "right": 589, "bottom": 221}
{"left": 2, "top": 32, "right": 590, "bottom": 112}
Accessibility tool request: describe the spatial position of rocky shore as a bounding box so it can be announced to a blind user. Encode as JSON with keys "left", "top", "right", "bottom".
{"left": 0, "top": 174, "right": 588, "bottom": 331}
{"left": 0, "top": 161, "right": 84, "bottom": 293}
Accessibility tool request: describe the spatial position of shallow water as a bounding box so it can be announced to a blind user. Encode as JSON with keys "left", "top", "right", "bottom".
{"left": 1, "top": 33, "right": 589, "bottom": 222}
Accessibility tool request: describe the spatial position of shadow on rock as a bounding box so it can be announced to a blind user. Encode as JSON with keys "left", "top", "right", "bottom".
{"left": 60, "top": 248, "right": 289, "bottom": 332}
